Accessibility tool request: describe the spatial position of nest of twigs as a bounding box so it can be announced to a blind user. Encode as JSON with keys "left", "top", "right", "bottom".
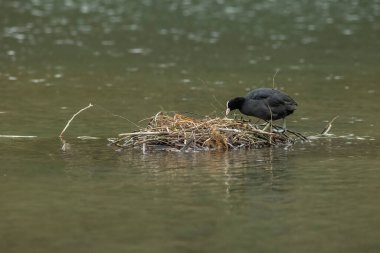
{"left": 108, "top": 112, "right": 307, "bottom": 152}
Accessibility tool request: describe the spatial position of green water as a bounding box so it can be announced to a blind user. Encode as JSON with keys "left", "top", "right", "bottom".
{"left": 1, "top": 1, "right": 379, "bottom": 252}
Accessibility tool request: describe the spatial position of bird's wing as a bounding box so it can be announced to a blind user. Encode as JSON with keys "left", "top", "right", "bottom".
{"left": 274, "top": 93, "right": 297, "bottom": 106}
{"left": 246, "top": 89, "right": 297, "bottom": 106}
{"left": 246, "top": 89, "right": 272, "bottom": 100}
{"left": 270, "top": 94, "right": 298, "bottom": 107}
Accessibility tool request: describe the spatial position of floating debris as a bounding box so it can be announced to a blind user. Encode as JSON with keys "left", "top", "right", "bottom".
{"left": 0, "top": 135, "right": 37, "bottom": 138}
{"left": 109, "top": 112, "right": 307, "bottom": 152}
{"left": 77, "top": 136, "right": 100, "bottom": 140}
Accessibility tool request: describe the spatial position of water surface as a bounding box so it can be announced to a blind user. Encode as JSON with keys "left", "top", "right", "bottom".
{"left": 1, "top": 1, "right": 380, "bottom": 252}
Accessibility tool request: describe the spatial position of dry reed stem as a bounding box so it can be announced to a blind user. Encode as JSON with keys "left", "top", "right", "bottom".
{"left": 59, "top": 103, "right": 94, "bottom": 151}
{"left": 321, "top": 115, "right": 339, "bottom": 135}
{"left": 59, "top": 103, "right": 93, "bottom": 138}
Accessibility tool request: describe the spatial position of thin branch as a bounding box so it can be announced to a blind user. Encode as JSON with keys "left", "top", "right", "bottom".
{"left": 321, "top": 115, "right": 339, "bottom": 135}
{"left": 59, "top": 103, "right": 93, "bottom": 138}
{"left": 272, "top": 69, "right": 280, "bottom": 89}
{"left": 95, "top": 104, "right": 142, "bottom": 128}
{"left": 118, "top": 131, "right": 169, "bottom": 137}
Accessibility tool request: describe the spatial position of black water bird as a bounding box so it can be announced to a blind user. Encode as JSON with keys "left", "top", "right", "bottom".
{"left": 226, "top": 88, "right": 297, "bottom": 130}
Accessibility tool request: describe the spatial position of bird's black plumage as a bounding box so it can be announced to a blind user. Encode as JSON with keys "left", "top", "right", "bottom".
{"left": 226, "top": 88, "right": 297, "bottom": 121}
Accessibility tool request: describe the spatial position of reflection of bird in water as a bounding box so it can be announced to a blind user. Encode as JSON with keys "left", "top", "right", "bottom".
{"left": 226, "top": 88, "right": 297, "bottom": 131}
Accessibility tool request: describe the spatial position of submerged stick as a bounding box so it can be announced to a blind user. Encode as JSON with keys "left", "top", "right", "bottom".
{"left": 286, "top": 129, "right": 308, "bottom": 141}
{"left": 59, "top": 103, "right": 93, "bottom": 138}
{"left": 180, "top": 135, "right": 195, "bottom": 152}
{"left": 321, "top": 115, "right": 339, "bottom": 135}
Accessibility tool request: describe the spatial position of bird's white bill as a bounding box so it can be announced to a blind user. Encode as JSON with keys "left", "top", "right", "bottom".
{"left": 225, "top": 108, "right": 230, "bottom": 116}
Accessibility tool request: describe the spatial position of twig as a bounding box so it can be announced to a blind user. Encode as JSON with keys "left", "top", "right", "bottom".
{"left": 321, "top": 116, "right": 339, "bottom": 135}
{"left": 154, "top": 111, "right": 162, "bottom": 123}
{"left": 118, "top": 131, "right": 169, "bottom": 136}
{"left": 212, "top": 95, "right": 225, "bottom": 111}
{"left": 218, "top": 128, "right": 242, "bottom": 133}
{"left": 286, "top": 129, "right": 309, "bottom": 141}
{"left": 180, "top": 135, "right": 195, "bottom": 152}
{"left": 95, "top": 104, "right": 142, "bottom": 129}
{"left": 59, "top": 103, "right": 93, "bottom": 138}
{"left": 272, "top": 69, "right": 280, "bottom": 89}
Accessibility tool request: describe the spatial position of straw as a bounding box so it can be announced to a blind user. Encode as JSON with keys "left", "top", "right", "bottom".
{"left": 109, "top": 112, "right": 304, "bottom": 152}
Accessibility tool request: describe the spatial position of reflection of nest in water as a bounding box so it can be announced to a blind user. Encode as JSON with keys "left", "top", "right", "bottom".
{"left": 108, "top": 112, "right": 306, "bottom": 152}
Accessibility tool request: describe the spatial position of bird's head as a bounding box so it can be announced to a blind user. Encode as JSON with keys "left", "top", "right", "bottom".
{"left": 226, "top": 97, "right": 245, "bottom": 115}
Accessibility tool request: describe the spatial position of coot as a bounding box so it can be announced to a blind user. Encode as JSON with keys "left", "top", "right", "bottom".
{"left": 226, "top": 88, "right": 297, "bottom": 129}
